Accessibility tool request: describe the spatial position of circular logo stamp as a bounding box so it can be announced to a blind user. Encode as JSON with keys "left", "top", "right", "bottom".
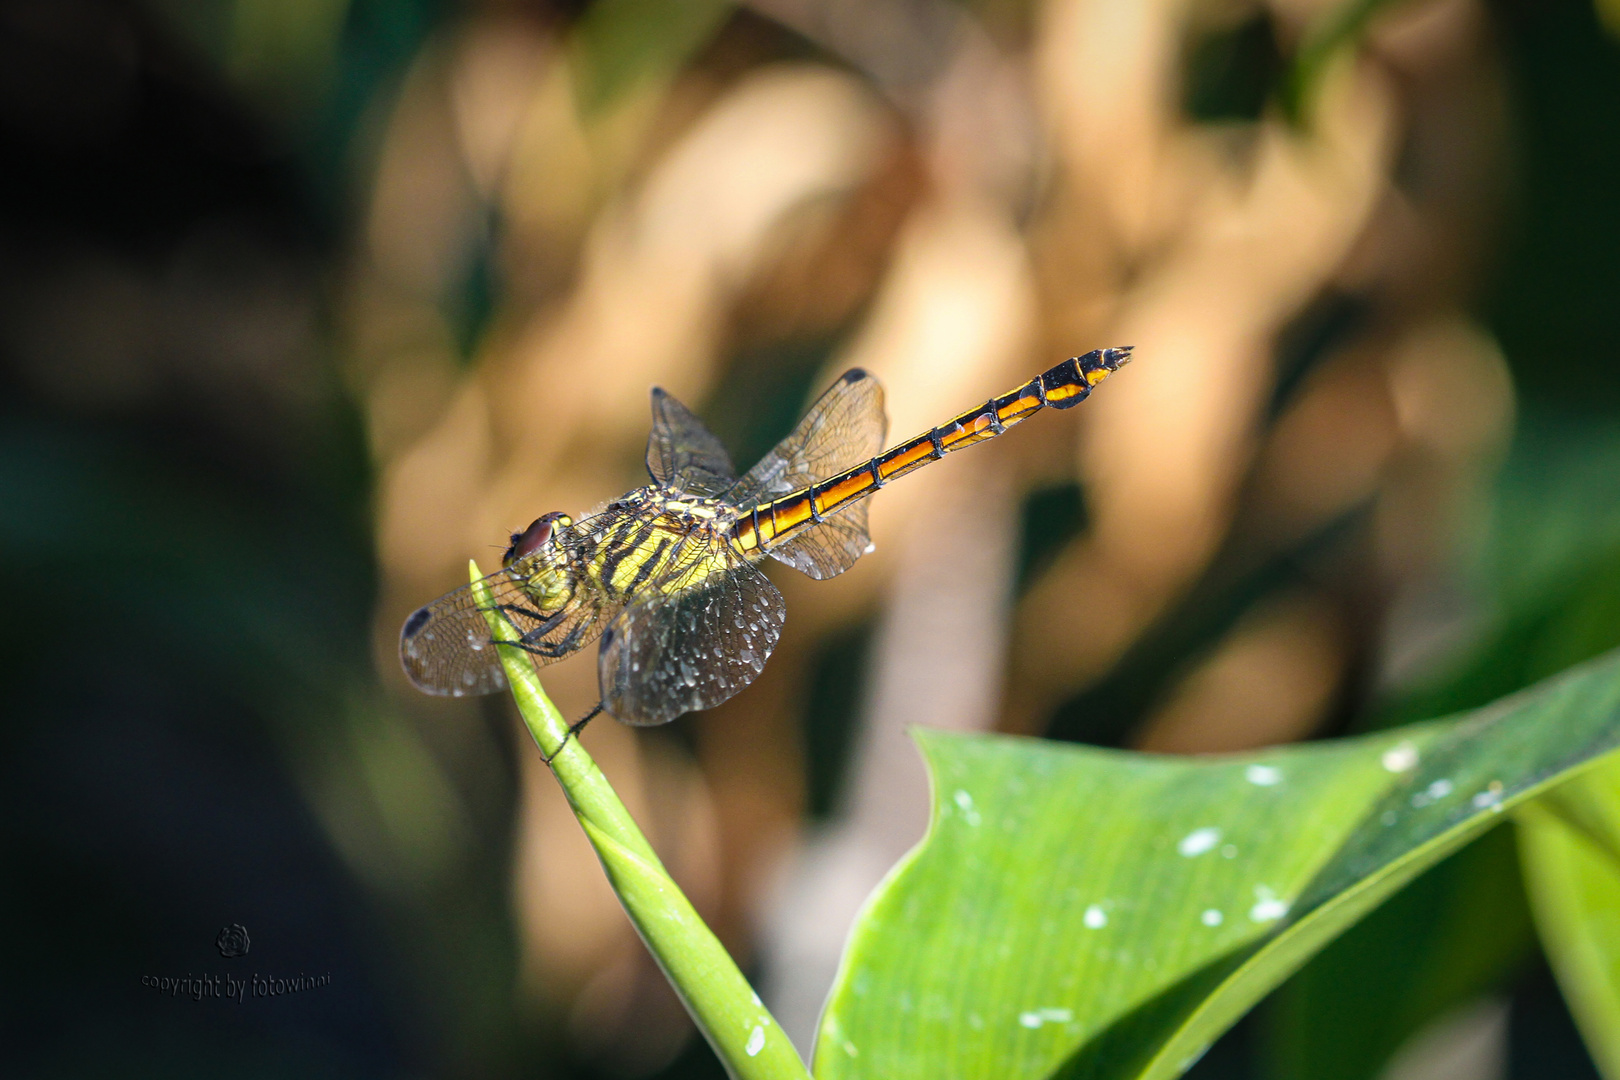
{"left": 215, "top": 924, "right": 251, "bottom": 959}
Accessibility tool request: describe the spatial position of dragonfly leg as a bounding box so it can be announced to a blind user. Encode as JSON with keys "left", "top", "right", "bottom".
{"left": 492, "top": 638, "right": 550, "bottom": 659}
{"left": 491, "top": 636, "right": 576, "bottom": 664}
{"left": 484, "top": 574, "right": 578, "bottom": 632}
{"left": 476, "top": 595, "right": 583, "bottom": 660}
{"left": 540, "top": 702, "right": 603, "bottom": 764}
{"left": 552, "top": 621, "right": 590, "bottom": 654}
{"left": 515, "top": 606, "right": 570, "bottom": 643}
{"left": 484, "top": 600, "right": 553, "bottom": 630}
{"left": 518, "top": 619, "right": 592, "bottom": 660}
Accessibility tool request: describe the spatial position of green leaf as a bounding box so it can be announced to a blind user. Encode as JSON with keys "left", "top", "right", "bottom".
{"left": 1520, "top": 754, "right": 1620, "bottom": 1079}
{"left": 814, "top": 650, "right": 1620, "bottom": 1080}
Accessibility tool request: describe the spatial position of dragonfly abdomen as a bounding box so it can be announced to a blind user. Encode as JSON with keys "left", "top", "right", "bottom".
{"left": 733, "top": 347, "right": 1130, "bottom": 554}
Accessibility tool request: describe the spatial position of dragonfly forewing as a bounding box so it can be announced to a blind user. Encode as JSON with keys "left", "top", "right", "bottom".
{"left": 646, "top": 387, "right": 737, "bottom": 497}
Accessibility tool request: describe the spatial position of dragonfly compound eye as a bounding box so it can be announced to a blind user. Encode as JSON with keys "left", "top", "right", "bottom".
{"left": 503, "top": 511, "right": 571, "bottom": 565}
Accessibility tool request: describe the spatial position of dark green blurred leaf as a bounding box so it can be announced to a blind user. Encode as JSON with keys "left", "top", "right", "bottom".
{"left": 1520, "top": 756, "right": 1620, "bottom": 1079}
{"left": 804, "top": 619, "right": 877, "bottom": 820}
{"left": 1183, "top": 10, "right": 1283, "bottom": 123}
{"left": 1261, "top": 826, "right": 1533, "bottom": 1080}
{"left": 1488, "top": 0, "right": 1620, "bottom": 413}
{"left": 1017, "top": 482, "right": 1088, "bottom": 595}
{"left": 1382, "top": 420, "right": 1620, "bottom": 730}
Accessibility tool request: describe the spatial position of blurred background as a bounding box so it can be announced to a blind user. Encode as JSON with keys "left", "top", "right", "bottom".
{"left": 4, "top": 0, "right": 1620, "bottom": 1076}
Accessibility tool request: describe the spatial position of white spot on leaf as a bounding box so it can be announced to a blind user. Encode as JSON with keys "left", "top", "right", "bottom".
{"left": 1178, "top": 827, "right": 1222, "bottom": 857}
{"left": 953, "top": 789, "right": 982, "bottom": 826}
{"left": 1018, "top": 1007, "right": 1074, "bottom": 1029}
{"left": 1244, "top": 764, "right": 1282, "bottom": 786}
{"left": 1411, "top": 778, "right": 1455, "bottom": 808}
{"left": 1249, "top": 886, "right": 1289, "bottom": 922}
{"left": 1382, "top": 742, "right": 1419, "bottom": 773}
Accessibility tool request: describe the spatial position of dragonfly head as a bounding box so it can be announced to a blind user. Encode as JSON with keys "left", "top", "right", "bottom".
{"left": 503, "top": 511, "right": 573, "bottom": 566}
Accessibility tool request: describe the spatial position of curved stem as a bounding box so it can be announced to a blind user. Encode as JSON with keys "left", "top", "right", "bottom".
{"left": 470, "top": 562, "right": 809, "bottom": 1080}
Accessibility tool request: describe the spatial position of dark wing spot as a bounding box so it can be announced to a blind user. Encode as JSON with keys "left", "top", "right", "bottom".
{"left": 841, "top": 368, "right": 868, "bottom": 383}
{"left": 403, "top": 607, "right": 432, "bottom": 638}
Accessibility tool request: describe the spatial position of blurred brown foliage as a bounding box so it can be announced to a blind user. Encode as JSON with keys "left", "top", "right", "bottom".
{"left": 345, "top": 0, "right": 1514, "bottom": 1067}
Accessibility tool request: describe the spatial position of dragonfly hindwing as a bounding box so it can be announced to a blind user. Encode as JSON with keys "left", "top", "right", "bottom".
{"left": 597, "top": 555, "right": 785, "bottom": 726}
{"left": 731, "top": 368, "right": 886, "bottom": 579}
{"left": 768, "top": 500, "right": 875, "bottom": 580}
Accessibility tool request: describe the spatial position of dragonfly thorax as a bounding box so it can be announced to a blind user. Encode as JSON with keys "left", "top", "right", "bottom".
{"left": 657, "top": 493, "right": 732, "bottom": 521}
{"left": 575, "top": 488, "right": 746, "bottom": 602}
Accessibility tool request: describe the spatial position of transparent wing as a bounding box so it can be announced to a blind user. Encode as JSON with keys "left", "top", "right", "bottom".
{"left": 728, "top": 368, "right": 886, "bottom": 580}
{"left": 400, "top": 519, "right": 621, "bottom": 697}
{"left": 767, "top": 501, "right": 877, "bottom": 580}
{"left": 597, "top": 542, "right": 786, "bottom": 726}
{"left": 646, "top": 387, "right": 736, "bottom": 496}
{"left": 728, "top": 369, "right": 886, "bottom": 507}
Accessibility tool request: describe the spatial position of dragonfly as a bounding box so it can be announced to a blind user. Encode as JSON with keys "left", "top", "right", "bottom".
{"left": 400, "top": 347, "right": 1132, "bottom": 743}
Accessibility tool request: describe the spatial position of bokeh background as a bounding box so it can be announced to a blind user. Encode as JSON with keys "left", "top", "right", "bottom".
{"left": 6, "top": 0, "right": 1620, "bottom": 1076}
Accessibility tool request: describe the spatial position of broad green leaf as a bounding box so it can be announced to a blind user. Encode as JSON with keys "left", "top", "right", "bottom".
{"left": 814, "top": 650, "right": 1620, "bottom": 1080}
{"left": 1520, "top": 755, "right": 1620, "bottom": 1080}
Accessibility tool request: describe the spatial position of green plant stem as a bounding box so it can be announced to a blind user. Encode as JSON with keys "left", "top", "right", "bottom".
{"left": 469, "top": 562, "right": 808, "bottom": 1080}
